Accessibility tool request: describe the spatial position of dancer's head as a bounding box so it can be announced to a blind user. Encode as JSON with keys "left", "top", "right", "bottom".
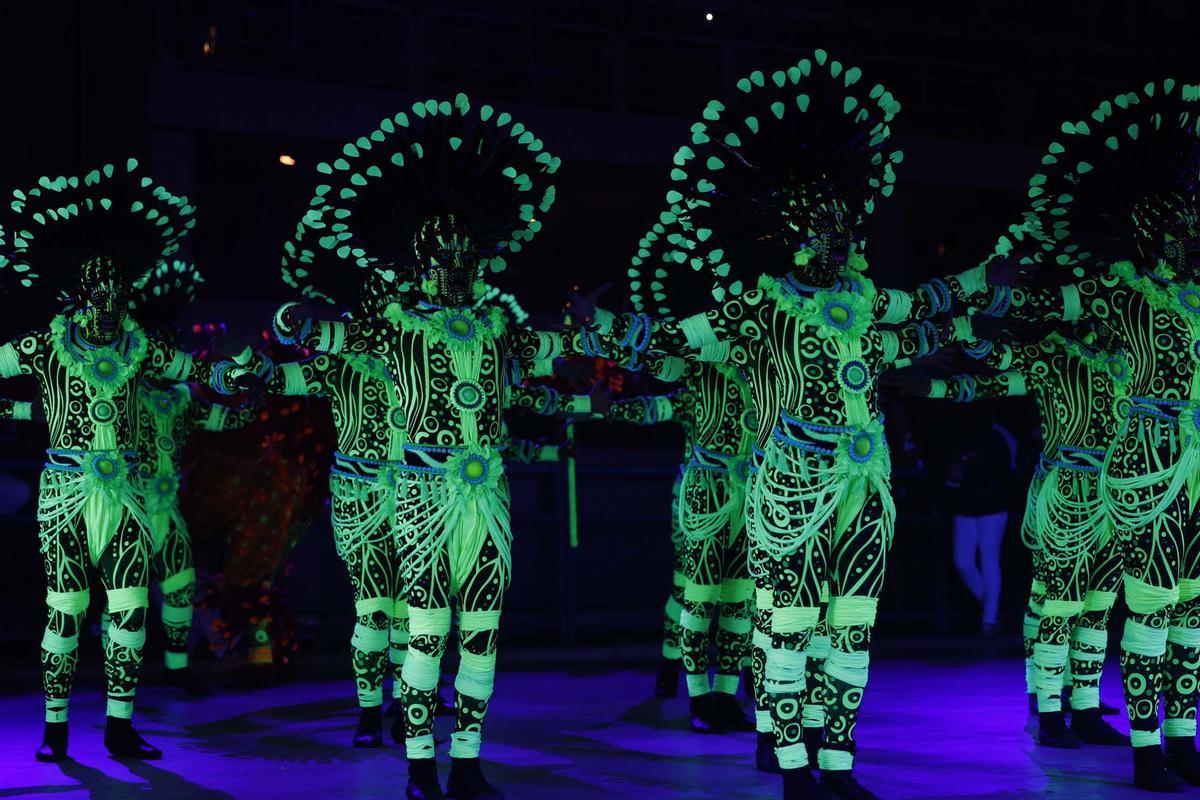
{"left": 415, "top": 215, "right": 477, "bottom": 306}
{"left": 78, "top": 256, "right": 127, "bottom": 342}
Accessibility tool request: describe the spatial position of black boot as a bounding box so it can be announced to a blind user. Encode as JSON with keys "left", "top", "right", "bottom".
{"left": 446, "top": 757, "right": 504, "bottom": 799}
{"left": 35, "top": 721, "right": 68, "bottom": 762}
{"left": 1069, "top": 707, "right": 1130, "bottom": 746}
{"left": 689, "top": 694, "right": 723, "bottom": 733}
{"left": 709, "top": 692, "right": 755, "bottom": 732}
{"left": 1037, "top": 710, "right": 1082, "bottom": 748}
{"left": 406, "top": 759, "right": 446, "bottom": 800}
{"left": 803, "top": 726, "right": 825, "bottom": 767}
{"left": 756, "top": 731, "right": 781, "bottom": 773}
{"left": 1133, "top": 744, "right": 1184, "bottom": 793}
{"left": 1165, "top": 737, "right": 1200, "bottom": 787}
{"left": 782, "top": 766, "right": 823, "bottom": 800}
{"left": 654, "top": 658, "right": 681, "bottom": 698}
{"left": 164, "top": 664, "right": 210, "bottom": 696}
{"left": 1100, "top": 699, "right": 1120, "bottom": 715}
{"left": 104, "top": 716, "right": 162, "bottom": 760}
{"left": 387, "top": 698, "right": 403, "bottom": 717}
{"left": 353, "top": 706, "right": 383, "bottom": 748}
{"left": 821, "top": 770, "right": 880, "bottom": 800}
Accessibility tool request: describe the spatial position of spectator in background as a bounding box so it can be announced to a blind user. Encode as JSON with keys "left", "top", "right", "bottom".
{"left": 947, "top": 408, "right": 1017, "bottom": 634}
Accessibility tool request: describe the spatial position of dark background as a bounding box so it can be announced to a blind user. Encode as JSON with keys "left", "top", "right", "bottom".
{"left": 0, "top": 0, "right": 1195, "bottom": 657}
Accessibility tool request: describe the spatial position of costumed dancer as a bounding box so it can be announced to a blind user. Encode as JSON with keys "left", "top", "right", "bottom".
{"left": 119, "top": 260, "right": 258, "bottom": 696}
{"left": 582, "top": 51, "right": 979, "bottom": 799}
{"left": 605, "top": 350, "right": 759, "bottom": 737}
{"left": 0, "top": 159, "right": 220, "bottom": 761}
{"left": 953, "top": 79, "right": 1200, "bottom": 790}
{"left": 268, "top": 95, "right": 629, "bottom": 799}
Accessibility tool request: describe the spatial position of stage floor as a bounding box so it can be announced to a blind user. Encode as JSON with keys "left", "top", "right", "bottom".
{"left": 0, "top": 654, "right": 1152, "bottom": 798}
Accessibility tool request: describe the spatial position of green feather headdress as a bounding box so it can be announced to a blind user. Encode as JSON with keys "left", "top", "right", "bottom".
{"left": 1026, "top": 79, "right": 1200, "bottom": 275}
{"left": 0, "top": 158, "right": 195, "bottom": 298}
{"left": 660, "top": 49, "right": 904, "bottom": 305}
{"left": 129, "top": 259, "right": 204, "bottom": 336}
{"left": 281, "top": 93, "right": 560, "bottom": 307}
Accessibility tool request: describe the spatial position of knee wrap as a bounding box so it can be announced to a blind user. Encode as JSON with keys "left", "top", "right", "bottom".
{"left": 679, "top": 609, "right": 712, "bottom": 633}
{"left": 351, "top": 622, "right": 390, "bottom": 652}
{"left": 107, "top": 623, "right": 147, "bottom": 650}
{"left": 664, "top": 595, "right": 683, "bottom": 621}
{"left": 455, "top": 649, "right": 497, "bottom": 701}
{"left": 1070, "top": 626, "right": 1108, "bottom": 650}
{"left": 355, "top": 595, "right": 394, "bottom": 619}
{"left": 824, "top": 648, "right": 870, "bottom": 688}
{"left": 1042, "top": 599, "right": 1085, "bottom": 618}
{"left": 720, "top": 578, "right": 755, "bottom": 603}
{"left": 717, "top": 615, "right": 753, "bottom": 635}
{"left": 1180, "top": 579, "right": 1200, "bottom": 603}
{"left": 106, "top": 587, "right": 149, "bottom": 614}
{"left": 459, "top": 610, "right": 501, "bottom": 637}
{"left": 161, "top": 603, "right": 193, "bottom": 625}
{"left": 1123, "top": 575, "right": 1180, "bottom": 615}
{"left": 755, "top": 587, "right": 775, "bottom": 612}
{"left": 159, "top": 568, "right": 195, "bottom": 597}
{"left": 805, "top": 634, "right": 832, "bottom": 661}
{"left": 684, "top": 582, "right": 722, "bottom": 604}
{"left": 752, "top": 626, "right": 771, "bottom": 650}
{"left": 1082, "top": 589, "right": 1117, "bottom": 612}
{"left": 402, "top": 647, "right": 442, "bottom": 692}
{"left": 1167, "top": 625, "right": 1200, "bottom": 648}
{"left": 764, "top": 647, "right": 806, "bottom": 694}
{"left": 407, "top": 606, "right": 452, "bottom": 638}
{"left": 1122, "top": 618, "right": 1169, "bottom": 658}
{"left": 828, "top": 595, "right": 878, "bottom": 628}
{"left": 41, "top": 629, "right": 79, "bottom": 654}
{"left": 772, "top": 606, "right": 820, "bottom": 635}
{"left": 46, "top": 590, "right": 89, "bottom": 616}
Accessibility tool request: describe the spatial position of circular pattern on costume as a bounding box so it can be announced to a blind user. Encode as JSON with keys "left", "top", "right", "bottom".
{"left": 1105, "top": 355, "right": 1128, "bottom": 381}
{"left": 823, "top": 300, "right": 854, "bottom": 330}
{"left": 450, "top": 379, "right": 486, "bottom": 413}
{"left": 90, "top": 453, "right": 121, "bottom": 481}
{"left": 157, "top": 434, "right": 176, "bottom": 455}
{"left": 88, "top": 398, "right": 117, "bottom": 426}
{"left": 460, "top": 453, "right": 490, "bottom": 485}
{"left": 444, "top": 314, "right": 476, "bottom": 341}
{"left": 154, "top": 392, "right": 176, "bottom": 413}
{"left": 388, "top": 406, "right": 407, "bottom": 432}
{"left": 1180, "top": 288, "right": 1200, "bottom": 314}
{"left": 91, "top": 355, "right": 120, "bottom": 384}
{"left": 741, "top": 408, "right": 758, "bottom": 434}
{"left": 154, "top": 474, "right": 179, "bottom": 499}
{"left": 849, "top": 430, "right": 876, "bottom": 463}
{"left": 839, "top": 359, "right": 870, "bottom": 393}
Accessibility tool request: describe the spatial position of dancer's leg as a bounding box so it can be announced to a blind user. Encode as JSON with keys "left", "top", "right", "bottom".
{"left": 977, "top": 511, "right": 1007, "bottom": 627}
{"left": 951, "top": 515, "right": 983, "bottom": 602}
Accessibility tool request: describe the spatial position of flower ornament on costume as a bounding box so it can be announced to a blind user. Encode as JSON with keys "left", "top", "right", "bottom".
{"left": 445, "top": 447, "right": 503, "bottom": 498}
{"left": 451, "top": 379, "right": 486, "bottom": 413}
{"left": 838, "top": 419, "right": 889, "bottom": 481}
{"left": 838, "top": 359, "right": 871, "bottom": 393}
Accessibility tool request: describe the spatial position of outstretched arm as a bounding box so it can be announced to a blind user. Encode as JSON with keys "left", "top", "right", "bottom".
{"left": 874, "top": 267, "right": 989, "bottom": 324}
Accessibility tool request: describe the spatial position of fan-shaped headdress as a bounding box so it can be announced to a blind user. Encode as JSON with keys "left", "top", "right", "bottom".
{"left": 0, "top": 158, "right": 195, "bottom": 298}
{"left": 659, "top": 49, "right": 903, "bottom": 306}
{"left": 1027, "top": 80, "right": 1200, "bottom": 275}
{"left": 129, "top": 260, "right": 204, "bottom": 337}
{"left": 281, "top": 93, "right": 560, "bottom": 306}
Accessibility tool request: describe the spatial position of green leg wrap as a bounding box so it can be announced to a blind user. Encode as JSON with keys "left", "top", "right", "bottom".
{"left": 1122, "top": 612, "right": 1170, "bottom": 748}
{"left": 1163, "top": 597, "right": 1200, "bottom": 738}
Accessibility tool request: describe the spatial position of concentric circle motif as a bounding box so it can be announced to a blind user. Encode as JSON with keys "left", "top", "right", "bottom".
{"left": 823, "top": 301, "right": 854, "bottom": 330}
{"left": 388, "top": 406, "right": 407, "bottom": 432}
{"left": 849, "top": 430, "right": 875, "bottom": 463}
{"left": 445, "top": 314, "right": 476, "bottom": 341}
{"left": 460, "top": 454, "right": 489, "bottom": 485}
{"left": 90, "top": 454, "right": 120, "bottom": 481}
{"left": 1106, "top": 356, "right": 1126, "bottom": 380}
{"left": 154, "top": 475, "right": 178, "bottom": 499}
{"left": 741, "top": 408, "right": 758, "bottom": 433}
{"left": 89, "top": 398, "right": 117, "bottom": 426}
{"left": 840, "top": 360, "right": 870, "bottom": 392}
{"left": 157, "top": 434, "right": 176, "bottom": 455}
{"left": 92, "top": 356, "right": 119, "bottom": 383}
{"left": 451, "top": 380, "right": 486, "bottom": 413}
